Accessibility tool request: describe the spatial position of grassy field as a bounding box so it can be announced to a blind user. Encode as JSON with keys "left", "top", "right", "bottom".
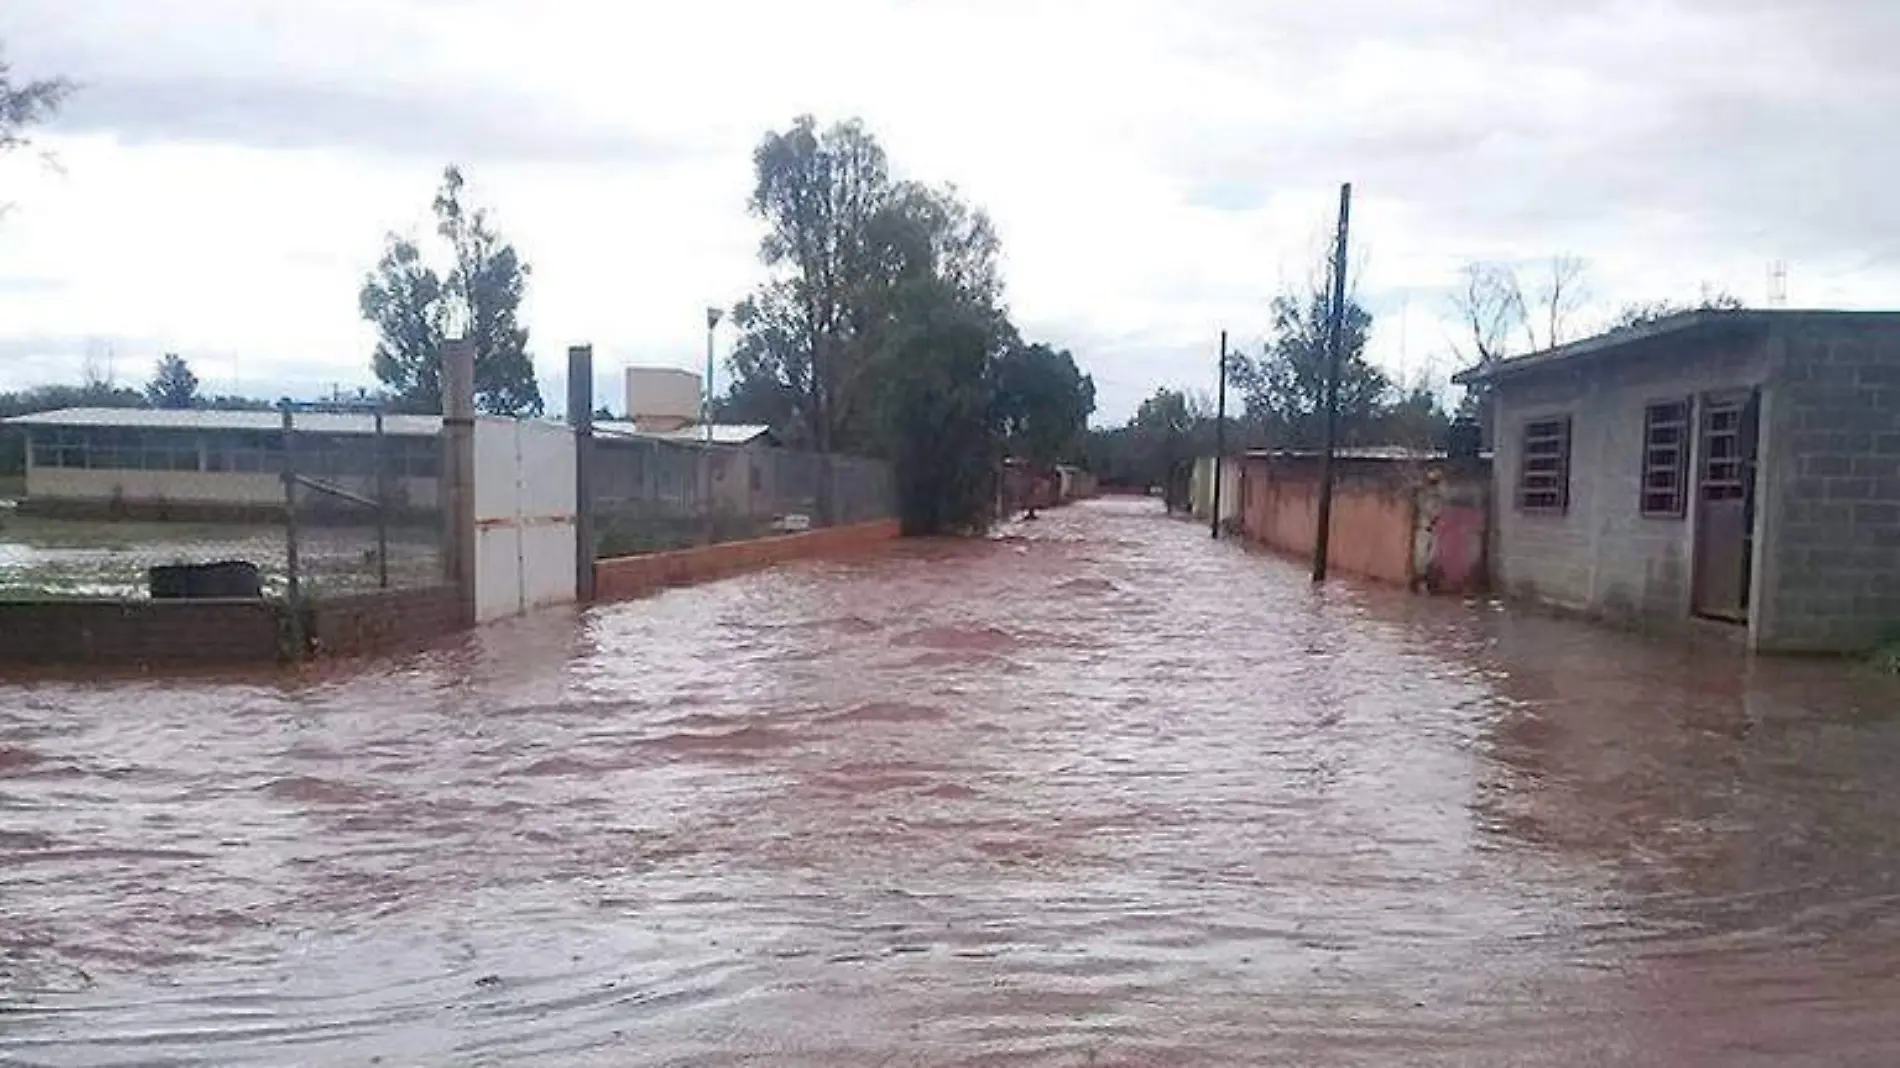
{"left": 0, "top": 514, "right": 440, "bottom": 599}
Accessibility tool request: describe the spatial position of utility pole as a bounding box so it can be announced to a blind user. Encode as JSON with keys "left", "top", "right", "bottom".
{"left": 1312, "top": 182, "right": 1352, "bottom": 583}
{"left": 1211, "top": 330, "right": 1228, "bottom": 539}
{"left": 703, "top": 306, "right": 723, "bottom": 443}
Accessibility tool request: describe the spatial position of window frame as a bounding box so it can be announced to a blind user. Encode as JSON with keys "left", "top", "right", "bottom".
{"left": 1639, "top": 398, "right": 1692, "bottom": 519}
{"left": 1516, "top": 415, "right": 1572, "bottom": 515}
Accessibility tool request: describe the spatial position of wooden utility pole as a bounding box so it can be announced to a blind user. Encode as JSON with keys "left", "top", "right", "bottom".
{"left": 1211, "top": 330, "right": 1228, "bottom": 539}
{"left": 1312, "top": 182, "right": 1352, "bottom": 583}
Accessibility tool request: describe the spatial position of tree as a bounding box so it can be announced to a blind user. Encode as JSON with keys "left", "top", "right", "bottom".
{"left": 994, "top": 342, "right": 1095, "bottom": 467}
{"left": 1531, "top": 254, "right": 1590, "bottom": 352}
{"left": 728, "top": 115, "right": 1016, "bottom": 534}
{"left": 1451, "top": 255, "right": 1590, "bottom": 368}
{"left": 361, "top": 236, "right": 447, "bottom": 412}
{"left": 144, "top": 353, "right": 200, "bottom": 409}
{"left": 1231, "top": 284, "right": 1387, "bottom": 450}
{"left": 360, "top": 165, "right": 542, "bottom": 415}
{"left": 732, "top": 117, "right": 894, "bottom": 454}
{"left": 1449, "top": 255, "right": 1588, "bottom": 436}
{"left": 879, "top": 277, "right": 1004, "bottom": 536}
{"left": 1130, "top": 387, "right": 1200, "bottom": 510}
{"left": 1450, "top": 262, "right": 1526, "bottom": 370}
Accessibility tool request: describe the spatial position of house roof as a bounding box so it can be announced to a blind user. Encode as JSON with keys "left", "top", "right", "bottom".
{"left": 1243, "top": 446, "right": 1456, "bottom": 462}
{"left": 3, "top": 407, "right": 778, "bottom": 446}
{"left": 1448, "top": 309, "right": 1900, "bottom": 387}
{"left": 594, "top": 421, "right": 776, "bottom": 446}
{"left": 1, "top": 407, "right": 444, "bottom": 436}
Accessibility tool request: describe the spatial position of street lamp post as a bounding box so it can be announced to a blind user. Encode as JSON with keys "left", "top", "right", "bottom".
{"left": 703, "top": 306, "right": 723, "bottom": 443}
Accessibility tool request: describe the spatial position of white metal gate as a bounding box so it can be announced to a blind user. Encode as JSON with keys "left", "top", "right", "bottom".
{"left": 473, "top": 418, "right": 577, "bottom": 623}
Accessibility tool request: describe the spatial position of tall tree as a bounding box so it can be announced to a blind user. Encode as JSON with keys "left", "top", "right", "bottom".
{"left": 1231, "top": 284, "right": 1387, "bottom": 450}
{"left": 434, "top": 166, "right": 541, "bottom": 415}
{"left": 144, "top": 353, "right": 200, "bottom": 409}
{"left": 729, "top": 116, "right": 1016, "bottom": 534}
{"left": 360, "top": 166, "right": 542, "bottom": 415}
{"left": 733, "top": 117, "right": 894, "bottom": 453}
{"left": 994, "top": 342, "right": 1095, "bottom": 467}
{"left": 361, "top": 236, "right": 447, "bottom": 412}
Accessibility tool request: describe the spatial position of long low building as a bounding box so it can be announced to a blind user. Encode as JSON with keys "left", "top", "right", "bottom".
{"left": 3, "top": 407, "right": 773, "bottom": 518}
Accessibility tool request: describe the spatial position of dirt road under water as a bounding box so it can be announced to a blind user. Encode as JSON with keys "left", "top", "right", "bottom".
{"left": 5, "top": 497, "right": 1900, "bottom": 1066}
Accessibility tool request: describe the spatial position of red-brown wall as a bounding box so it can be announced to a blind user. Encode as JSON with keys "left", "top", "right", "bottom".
{"left": 594, "top": 520, "right": 900, "bottom": 602}
{"left": 1237, "top": 454, "right": 1490, "bottom": 593}
{"left": 1240, "top": 458, "right": 1417, "bottom": 585}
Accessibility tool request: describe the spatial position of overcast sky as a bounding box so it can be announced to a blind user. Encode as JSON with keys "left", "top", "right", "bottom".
{"left": 2, "top": 0, "right": 1896, "bottom": 421}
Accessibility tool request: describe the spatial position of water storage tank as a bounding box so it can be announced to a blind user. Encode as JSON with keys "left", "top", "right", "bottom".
{"left": 624, "top": 368, "right": 702, "bottom": 432}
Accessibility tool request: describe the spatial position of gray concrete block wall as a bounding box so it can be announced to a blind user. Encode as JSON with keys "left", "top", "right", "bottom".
{"left": 1492, "top": 337, "right": 1769, "bottom": 626}
{"left": 1756, "top": 320, "right": 1900, "bottom": 652}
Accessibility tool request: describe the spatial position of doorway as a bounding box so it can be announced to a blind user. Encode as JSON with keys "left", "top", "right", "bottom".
{"left": 1691, "top": 390, "right": 1760, "bottom": 623}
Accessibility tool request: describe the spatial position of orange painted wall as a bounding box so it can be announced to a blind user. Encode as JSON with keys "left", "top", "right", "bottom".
{"left": 1239, "top": 459, "right": 1417, "bottom": 586}
{"left": 593, "top": 520, "right": 901, "bottom": 602}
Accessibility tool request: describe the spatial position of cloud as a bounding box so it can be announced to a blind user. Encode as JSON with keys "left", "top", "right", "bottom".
{"left": 55, "top": 76, "right": 691, "bottom": 166}
{"left": 4, "top": 0, "right": 1900, "bottom": 425}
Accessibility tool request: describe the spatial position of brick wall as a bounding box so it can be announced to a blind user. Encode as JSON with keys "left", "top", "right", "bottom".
{"left": 1757, "top": 318, "right": 1900, "bottom": 652}
{"left": 302, "top": 585, "right": 468, "bottom": 659}
{"left": 594, "top": 519, "right": 900, "bottom": 602}
{"left": 0, "top": 599, "right": 284, "bottom": 665}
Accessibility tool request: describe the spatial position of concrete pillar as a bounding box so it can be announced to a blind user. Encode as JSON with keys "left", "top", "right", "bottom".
{"left": 567, "top": 344, "right": 595, "bottom": 603}
{"left": 441, "top": 339, "right": 478, "bottom": 625}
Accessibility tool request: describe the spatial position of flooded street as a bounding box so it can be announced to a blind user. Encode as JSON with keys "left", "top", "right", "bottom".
{"left": 5, "top": 496, "right": 1900, "bottom": 1066}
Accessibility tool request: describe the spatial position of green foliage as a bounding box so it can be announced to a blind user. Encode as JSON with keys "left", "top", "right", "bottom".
{"left": 1087, "top": 275, "right": 1454, "bottom": 495}
{"left": 144, "top": 353, "right": 200, "bottom": 410}
{"left": 725, "top": 115, "right": 1055, "bottom": 536}
{"left": 361, "top": 236, "right": 446, "bottom": 412}
{"left": 995, "top": 342, "right": 1095, "bottom": 466}
{"left": 879, "top": 279, "right": 1005, "bottom": 535}
{"left": 1230, "top": 291, "right": 1389, "bottom": 449}
{"left": 360, "top": 166, "right": 542, "bottom": 416}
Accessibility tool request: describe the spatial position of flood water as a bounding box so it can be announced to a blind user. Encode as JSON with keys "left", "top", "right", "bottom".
{"left": 5, "top": 497, "right": 1900, "bottom": 1066}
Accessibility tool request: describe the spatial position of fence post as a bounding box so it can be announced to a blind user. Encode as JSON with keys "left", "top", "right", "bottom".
{"left": 374, "top": 409, "right": 390, "bottom": 590}
{"left": 441, "top": 339, "right": 478, "bottom": 625}
{"left": 279, "top": 401, "right": 304, "bottom": 657}
{"left": 567, "top": 344, "right": 595, "bottom": 603}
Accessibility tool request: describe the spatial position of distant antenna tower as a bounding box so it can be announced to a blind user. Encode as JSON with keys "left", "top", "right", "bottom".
{"left": 1767, "top": 260, "right": 1789, "bottom": 307}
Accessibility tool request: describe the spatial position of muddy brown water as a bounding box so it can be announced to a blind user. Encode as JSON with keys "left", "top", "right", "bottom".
{"left": 4, "top": 497, "right": 1900, "bottom": 1066}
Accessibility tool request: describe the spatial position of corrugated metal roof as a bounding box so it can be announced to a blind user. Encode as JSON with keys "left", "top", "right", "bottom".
{"left": 1, "top": 407, "right": 445, "bottom": 436}
{"left": 2, "top": 407, "right": 778, "bottom": 446}
{"left": 594, "top": 421, "right": 774, "bottom": 446}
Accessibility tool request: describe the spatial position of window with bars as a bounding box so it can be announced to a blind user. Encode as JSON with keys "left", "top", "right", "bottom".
{"left": 1516, "top": 416, "right": 1571, "bottom": 513}
{"left": 1640, "top": 399, "right": 1691, "bottom": 517}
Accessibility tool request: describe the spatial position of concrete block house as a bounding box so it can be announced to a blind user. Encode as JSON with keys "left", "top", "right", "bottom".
{"left": 1454, "top": 310, "right": 1900, "bottom": 653}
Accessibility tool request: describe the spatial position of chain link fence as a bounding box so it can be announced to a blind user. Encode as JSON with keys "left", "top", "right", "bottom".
{"left": 591, "top": 434, "right": 895, "bottom": 558}
{"left": 0, "top": 407, "right": 442, "bottom": 604}
{"left": 282, "top": 408, "right": 444, "bottom": 603}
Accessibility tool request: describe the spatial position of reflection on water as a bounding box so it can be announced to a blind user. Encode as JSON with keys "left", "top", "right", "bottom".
{"left": 4, "top": 497, "right": 1899, "bottom": 1065}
